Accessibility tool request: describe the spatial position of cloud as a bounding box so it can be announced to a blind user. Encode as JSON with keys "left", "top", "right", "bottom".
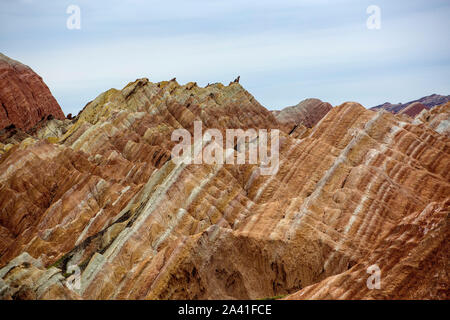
{"left": 1, "top": 0, "right": 449, "bottom": 114}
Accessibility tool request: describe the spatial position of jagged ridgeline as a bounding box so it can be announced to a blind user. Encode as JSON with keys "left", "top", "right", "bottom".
{"left": 0, "top": 56, "right": 449, "bottom": 299}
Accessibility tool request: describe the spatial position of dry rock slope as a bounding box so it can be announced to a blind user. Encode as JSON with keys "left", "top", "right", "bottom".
{"left": 0, "top": 53, "right": 65, "bottom": 131}
{"left": 0, "top": 76, "right": 449, "bottom": 300}
{"left": 273, "top": 98, "right": 332, "bottom": 133}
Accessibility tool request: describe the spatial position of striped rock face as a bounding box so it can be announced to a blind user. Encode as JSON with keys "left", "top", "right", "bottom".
{"left": 414, "top": 102, "right": 450, "bottom": 138}
{"left": 0, "top": 53, "right": 65, "bottom": 131}
{"left": 273, "top": 98, "right": 332, "bottom": 132}
{"left": 399, "top": 102, "right": 427, "bottom": 118}
{"left": 0, "top": 78, "right": 449, "bottom": 300}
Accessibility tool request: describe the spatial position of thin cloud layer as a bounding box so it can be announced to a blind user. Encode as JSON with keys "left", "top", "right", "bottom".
{"left": 1, "top": 0, "right": 449, "bottom": 114}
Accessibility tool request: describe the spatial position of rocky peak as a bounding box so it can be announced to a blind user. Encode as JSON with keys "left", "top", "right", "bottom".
{"left": 0, "top": 53, "right": 65, "bottom": 131}
{"left": 273, "top": 98, "right": 332, "bottom": 133}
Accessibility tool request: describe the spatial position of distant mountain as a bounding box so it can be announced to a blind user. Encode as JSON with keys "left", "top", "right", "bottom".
{"left": 398, "top": 102, "right": 427, "bottom": 117}
{"left": 370, "top": 94, "right": 450, "bottom": 116}
{"left": 273, "top": 98, "right": 332, "bottom": 131}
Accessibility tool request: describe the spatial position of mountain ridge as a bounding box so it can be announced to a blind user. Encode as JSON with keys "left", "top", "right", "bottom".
{"left": 0, "top": 53, "right": 65, "bottom": 131}
{"left": 0, "top": 56, "right": 449, "bottom": 300}
{"left": 371, "top": 93, "right": 450, "bottom": 115}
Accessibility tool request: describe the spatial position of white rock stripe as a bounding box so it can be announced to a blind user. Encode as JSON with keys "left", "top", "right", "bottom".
{"left": 79, "top": 159, "right": 187, "bottom": 294}
{"left": 283, "top": 111, "right": 383, "bottom": 241}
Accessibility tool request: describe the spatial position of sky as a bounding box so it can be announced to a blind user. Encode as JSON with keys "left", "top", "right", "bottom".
{"left": 1, "top": 0, "right": 449, "bottom": 115}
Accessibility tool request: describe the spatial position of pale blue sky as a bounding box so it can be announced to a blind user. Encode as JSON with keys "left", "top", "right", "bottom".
{"left": 1, "top": 0, "right": 449, "bottom": 115}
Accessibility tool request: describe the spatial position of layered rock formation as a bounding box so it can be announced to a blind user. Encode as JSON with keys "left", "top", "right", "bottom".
{"left": 0, "top": 53, "right": 65, "bottom": 131}
{"left": 414, "top": 102, "right": 450, "bottom": 138}
{"left": 399, "top": 102, "right": 427, "bottom": 118}
{"left": 0, "top": 77, "right": 449, "bottom": 300}
{"left": 273, "top": 98, "right": 332, "bottom": 133}
{"left": 285, "top": 197, "right": 449, "bottom": 299}
{"left": 371, "top": 94, "right": 450, "bottom": 114}
{"left": 0, "top": 115, "right": 73, "bottom": 155}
